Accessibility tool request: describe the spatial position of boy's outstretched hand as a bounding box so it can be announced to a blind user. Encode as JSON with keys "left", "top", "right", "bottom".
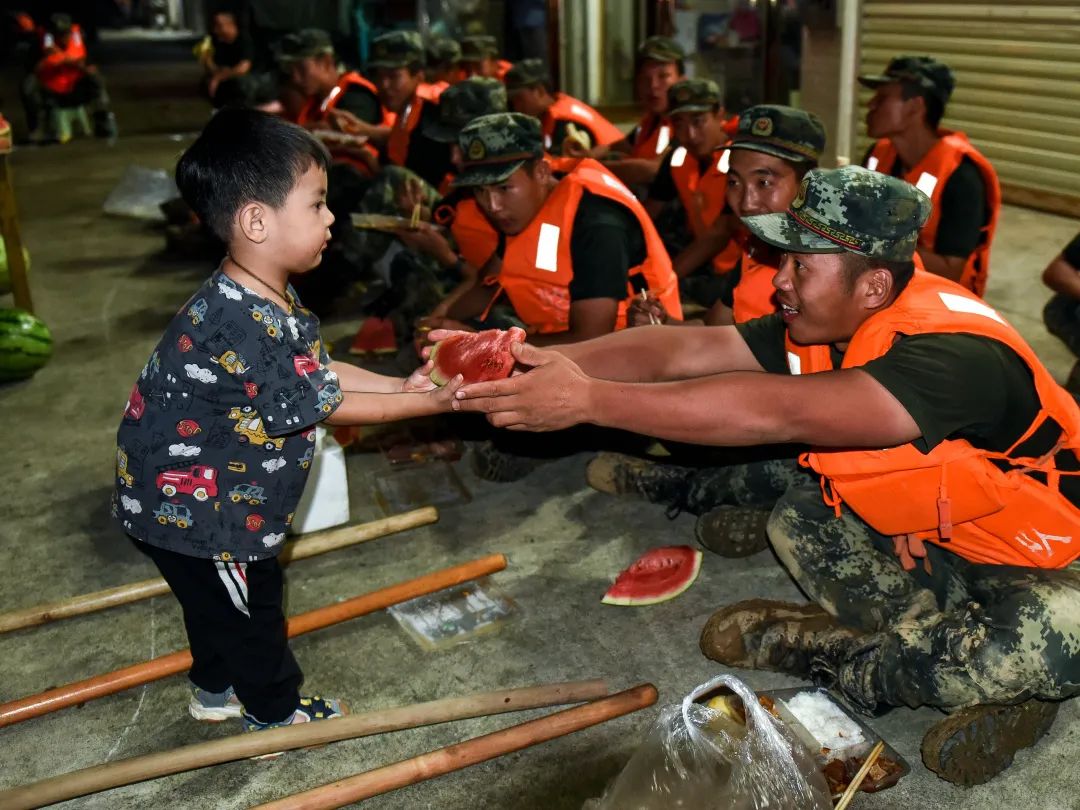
{"left": 402, "top": 359, "right": 440, "bottom": 393}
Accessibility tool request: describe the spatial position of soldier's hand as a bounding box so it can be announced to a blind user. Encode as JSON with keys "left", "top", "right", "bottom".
{"left": 627, "top": 295, "right": 668, "bottom": 327}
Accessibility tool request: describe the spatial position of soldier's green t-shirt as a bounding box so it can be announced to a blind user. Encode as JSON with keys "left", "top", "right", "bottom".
{"left": 736, "top": 312, "right": 1080, "bottom": 505}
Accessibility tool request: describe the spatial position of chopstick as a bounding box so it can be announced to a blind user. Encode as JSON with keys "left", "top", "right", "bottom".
{"left": 640, "top": 290, "right": 660, "bottom": 325}
{"left": 410, "top": 201, "right": 421, "bottom": 230}
{"left": 834, "top": 740, "right": 885, "bottom": 810}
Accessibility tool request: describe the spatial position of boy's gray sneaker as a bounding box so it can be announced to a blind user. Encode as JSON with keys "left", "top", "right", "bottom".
{"left": 188, "top": 683, "right": 244, "bottom": 722}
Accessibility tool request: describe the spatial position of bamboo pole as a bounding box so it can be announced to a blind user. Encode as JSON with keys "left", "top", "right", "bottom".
{"left": 0, "top": 508, "right": 438, "bottom": 635}
{"left": 0, "top": 680, "right": 608, "bottom": 810}
{"left": 0, "top": 554, "right": 505, "bottom": 729}
{"left": 252, "top": 684, "right": 659, "bottom": 810}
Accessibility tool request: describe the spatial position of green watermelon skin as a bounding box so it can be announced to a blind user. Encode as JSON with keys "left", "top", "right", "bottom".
{"left": 0, "top": 309, "right": 53, "bottom": 381}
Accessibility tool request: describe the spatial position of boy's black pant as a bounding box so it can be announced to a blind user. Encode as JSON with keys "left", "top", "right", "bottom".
{"left": 136, "top": 540, "right": 302, "bottom": 723}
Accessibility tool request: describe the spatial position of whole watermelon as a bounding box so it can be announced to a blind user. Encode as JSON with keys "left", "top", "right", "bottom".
{"left": 0, "top": 309, "right": 53, "bottom": 381}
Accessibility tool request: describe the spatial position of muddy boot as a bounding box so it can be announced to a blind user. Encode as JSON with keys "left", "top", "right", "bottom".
{"left": 695, "top": 506, "right": 771, "bottom": 557}
{"left": 921, "top": 700, "right": 1060, "bottom": 786}
{"left": 470, "top": 440, "right": 544, "bottom": 483}
{"left": 700, "top": 599, "right": 862, "bottom": 676}
{"left": 586, "top": 452, "right": 694, "bottom": 512}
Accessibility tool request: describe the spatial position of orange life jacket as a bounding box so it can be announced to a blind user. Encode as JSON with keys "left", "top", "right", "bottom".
{"left": 37, "top": 23, "right": 87, "bottom": 95}
{"left": 297, "top": 72, "right": 391, "bottom": 173}
{"left": 866, "top": 132, "right": 1001, "bottom": 297}
{"left": 489, "top": 158, "right": 683, "bottom": 334}
{"left": 630, "top": 114, "right": 673, "bottom": 159}
{"left": 387, "top": 93, "right": 431, "bottom": 167}
{"left": 433, "top": 196, "right": 501, "bottom": 270}
{"left": 787, "top": 269, "right": 1080, "bottom": 569}
{"left": 495, "top": 59, "right": 513, "bottom": 81}
{"left": 418, "top": 82, "right": 448, "bottom": 101}
{"left": 542, "top": 93, "right": 625, "bottom": 150}
{"left": 668, "top": 145, "right": 741, "bottom": 275}
{"left": 731, "top": 246, "right": 778, "bottom": 322}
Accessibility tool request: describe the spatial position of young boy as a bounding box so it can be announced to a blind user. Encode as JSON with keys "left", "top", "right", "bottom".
{"left": 112, "top": 109, "right": 459, "bottom": 732}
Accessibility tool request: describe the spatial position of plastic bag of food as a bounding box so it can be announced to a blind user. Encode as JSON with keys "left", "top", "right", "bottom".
{"left": 584, "top": 674, "right": 832, "bottom": 810}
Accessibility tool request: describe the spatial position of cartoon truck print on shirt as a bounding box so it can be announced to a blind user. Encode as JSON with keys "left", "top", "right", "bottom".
{"left": 298, "top": 446, "right": 314, "bottom": 469}
{"left": 249, "top": 304, "right": 283, "bottom": 339}
{"left": 227, "top": 406, "right": 286, "bottom": 451}
{"left": 188, "top": 298, "right": 208, "bottom": 325}
{"left": 228, "top": 483, "right": 267, "bottom": 505}
{"left": 156, "top": 464, "right": 219, "bottom": 501}
{"left": 214, "top": 349, "right": 249, "bottom": 375}
{"left": 117, "top": 448, "right": 134, "bottom": 487}
{"left": 317, "top": 383, "right": 343, "bottom": 414}
{"left": 154, "top": 502, "right": 194, "bottom": 529}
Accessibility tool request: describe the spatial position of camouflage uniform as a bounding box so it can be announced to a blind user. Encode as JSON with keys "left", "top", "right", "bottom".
{"left": 709, "top": 167, "right": 1080, "bottom": 713}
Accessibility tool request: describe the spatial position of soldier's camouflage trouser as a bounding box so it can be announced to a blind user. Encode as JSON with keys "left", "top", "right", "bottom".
{"left": 698, "top": 456, "right": 1080, "bottom": 711}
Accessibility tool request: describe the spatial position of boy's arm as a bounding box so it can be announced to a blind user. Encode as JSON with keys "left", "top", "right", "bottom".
{"left": 329, "top": 360, "right": 405, "bottom": 393}
{"left": 323, "top": 379, "right": 461, "bottom": 425}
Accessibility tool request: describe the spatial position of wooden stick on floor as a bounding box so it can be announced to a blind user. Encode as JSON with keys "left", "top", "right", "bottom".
{"left": 0, "top": 553, "right": 505, "bottom": 729}
{"left": 0, "top": 507, "right": 439, "bottom": 635}
{"left": 0, "top": 680, "right": 608, "bottom": 810}
{"left": 251, "top": 684, "right": 660, "bottom": 810}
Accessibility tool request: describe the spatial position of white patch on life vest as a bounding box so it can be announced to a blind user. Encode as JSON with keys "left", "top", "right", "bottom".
{"left": 599, "top": 171, "right": 634, "bottom": 199}
{"left": 670, "top": 146, "right": 688, "bottom": 168}
{"left": 915, "top": 171, "right": 939, "bottom": 197}
{"left": 656, "top": 125, "right": 671, "bottom": 154}
{"left": 1015, "top": 528, "right": 1072, "bottom": 556}
{"left": 320, "top": 85, "right": 342, "bottom": 113}
{"left": 787, "top": 352, "right": 802, "bottom": 375}
{"left": 866, "top": 156, "right": 880, "bottom": 172}
{"left": 938, "top": 292, "right": 1005, "bottom": 325}
{"left": 535, "top": 223, "right": 561, "bottom": 272}
{"left": 544, "top": 133, "right": 552, "bottom": 150}
{"left": 717, "top": 149, "right": 731, "bottom": 174}
{"left": 569, "top": 103, "right": 594, "bottom": 121}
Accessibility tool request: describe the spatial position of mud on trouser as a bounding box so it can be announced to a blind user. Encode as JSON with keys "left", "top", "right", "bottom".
{"left": 766, "top": 478, "right": 1080, "bottom": 710}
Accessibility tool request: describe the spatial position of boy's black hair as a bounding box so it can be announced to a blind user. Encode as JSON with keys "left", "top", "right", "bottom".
{"left": 176, "top": 109, "right": 330, "bottom": 241}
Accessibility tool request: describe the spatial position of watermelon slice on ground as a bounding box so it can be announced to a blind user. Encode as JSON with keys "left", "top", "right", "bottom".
{"left": 601, "top": 545, "right": 704, "bottom": 606}
{"left": 429, "top": 327, "right": 526, "bottom": 387}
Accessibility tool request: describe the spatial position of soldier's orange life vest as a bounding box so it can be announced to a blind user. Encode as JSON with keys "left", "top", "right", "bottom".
{"left": 630, "top": 114, "right": 673, "bottom": 159}
{"left": 433, "top": 196, "right": 500, "bottom": 270}
{"left": 494, "top": 59, "right": 512, "bottom": 81}
{"left": 542, "top": 93, "right": 625, "bottom": 149}
{"left": 731, "top": 246, "right": 778, "bottom": 322}
{"left": 296, "top": 72, "right": 391, "bottom": 173}
{"left": 787, "top": 270, "right": 1080, "bottom": 569}
{"left": 668, "top": 146, "right": 740, "bottom": 275}
{"left": 387, "top": 93, "right": 430, "bottom": 167}
{"left": 418, "top": 81, "right": 448, "bottom": 101}
{"left": 866, "top": 132, "right": 1000, "bottom": 297}
{"left": 37, "top": 23, "right": 87, "bottom": 95}
{"left": 489, "top": 158, "right": 683, "bottom": 334}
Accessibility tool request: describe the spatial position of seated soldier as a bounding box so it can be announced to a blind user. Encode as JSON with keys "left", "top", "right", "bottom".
{"left": 1041, "top": 231, "right": 1080, "bottom": 394}
{"left": 588, "top": 36, "right": 685, "bottom": 188}
{"left": 197, "top": 9, "right": 253, "bottom": 106}
{"left": 860, "top": 55, "right": 1000, "bottom": 296}
{"left": 27, "top": 13, "right": 116, "bottom": 142}
{"left": 644, "top": 79, "right": 740, "bottom": 307}
{"left": 422, "top": 36, "right": 464, "bottom": 98}
{"left": 459, "top": 35, "right": 512, "bottom": 81}
{"left": 633, "top": 105, "right": 826, "bottom": 326}
{"left": 453, "top": 166, "right": 1080, "bottom": 787}
{"left": 504, "top": 59, "right": 624, "bottom": 156}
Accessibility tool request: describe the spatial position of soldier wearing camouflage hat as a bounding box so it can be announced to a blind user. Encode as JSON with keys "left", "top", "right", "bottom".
{"left": 644, "top": 79, "right": 741, "bottom": 294}
{"left": 504, "top": 59, "right": 624, "bottom": 156}
{"left": 459, "top": 34, "right": 512, "bottom": 81}
{"left": 276, "top": 29, "right": 390, "bottom": 175}
{"left": 451, "top": 164, "right": 1080, "bottom": 786}
{"left": 423, "top": 35, "right": 464, "bottom": 95}
{"left": 860, "top": 55, "right": 1001, "bottom": 296}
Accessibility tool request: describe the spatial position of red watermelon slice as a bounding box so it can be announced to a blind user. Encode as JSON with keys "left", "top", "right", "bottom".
{"left": 429, "top": 327, "right": 527, "bottom": 387}
{"left": 601, "top": 545, "right": 703, "bottom": 606}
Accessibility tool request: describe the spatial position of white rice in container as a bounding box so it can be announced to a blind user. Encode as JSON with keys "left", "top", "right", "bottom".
{"left": 782, "top": 692, "right": 866, "bottom": 752}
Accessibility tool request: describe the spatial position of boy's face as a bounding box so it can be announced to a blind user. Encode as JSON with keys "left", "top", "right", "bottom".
{"left": 376, "top": 67, "right": 420, "bottom": 113}
{"left": 264, "top": 163, "right": 334, "bottom": 273}
{"left": 211, "top": 13, "right": 238, "bottom": 43}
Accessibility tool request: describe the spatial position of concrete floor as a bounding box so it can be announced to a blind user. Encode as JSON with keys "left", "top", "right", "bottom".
{"left": 1, "top": 56, "right": 1079, "bottom": 810}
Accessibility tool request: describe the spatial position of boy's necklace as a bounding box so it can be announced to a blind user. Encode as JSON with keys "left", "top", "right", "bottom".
{"left": 227, "top": 255, "right": 288, "bottom": 305}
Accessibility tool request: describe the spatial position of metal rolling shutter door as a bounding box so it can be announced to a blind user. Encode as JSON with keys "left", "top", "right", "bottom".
{"left": 858, "top": 1, "right": 1080, "bottom": 216}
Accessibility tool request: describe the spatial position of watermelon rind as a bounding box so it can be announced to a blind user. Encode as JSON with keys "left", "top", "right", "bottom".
{"left": 428, "top": 340, "right": 451, "bottom": 387}
{"left": 601, "top": 546, "right": 703, "bottom": 606}
{"left": 0, "top": 308, "right": 53, "bottom": 381}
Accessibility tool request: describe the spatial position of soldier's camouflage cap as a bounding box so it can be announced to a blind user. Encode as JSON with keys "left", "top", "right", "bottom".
{"left": 275, "top": 29, "right": 335, "bottom": 64}
{"left": 742, "top": 166, "right": 931, "bottom": 261}
{"left": 637, "top": 35, "right": 686, "bottom": 64}
{"left": 504, "top": 59, "right": 551, "bottom": 94}
{"left": 460, "top": 35, "right": 500, "bottom": 62}
{"left": 427, "top": 36, "right": 461, "bottom": 66}
{"left": 667, "top": 79, "right": 721, "bottom": 115}
{"left": 453, "top": 113, "right": 544, "bottom": 187}
{"left": 858, "top": 55, "right": 955, "bottom": 105}
{"left": 729, "top": 105, "right": 826, "bottom": 164}
{"left": 425, "top": 78, "right": 508, "bottom": 143}
{"left": 368, "top": 31, "right": 424, "bottom": 69}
